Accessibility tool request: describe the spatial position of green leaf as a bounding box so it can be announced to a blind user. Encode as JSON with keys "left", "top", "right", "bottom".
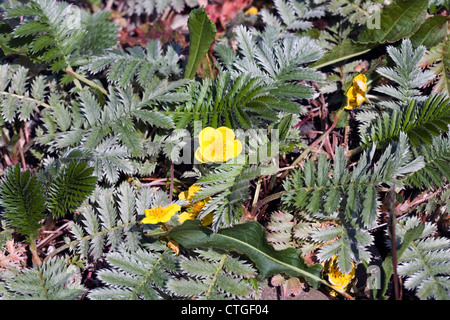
{"left": 13, "top": 21, "right": 48, "bottom": 37}
{"left": 2, "top": 257, "right": 85, "bottom": 300}
{"left": 132, "top": 109, "right": 174, "bottom": 129}
{"left": 409, "top": 15, "right": 450, "bottom": 49}
{"left": 47, "top": 161, "right": 97, "bottom": 219}
{"left": 311, "top": 0, "right": 429, "bottom": 70}
{"left": 442, "top": 40, "right": 450, "bottom": 94}
{"left": 167, "top": 220, "right": 323, "bottom": 288}
{"left": 310, "top": 39, "right": 377, "bottom": 69}
{"left": 111, "top": 118, "right": 143, "bottom": 156}
{"left": 357, "top": 0, "right": 428, "bottom": 44}
{"left": 374, "top": 222, "right": 425, "bottom": 300}
{"left": 184, "top": 7, "right": 217, "bottom": 79}
{"left": 276, "top": 114, "right": 293, "bottom": 141}
{"left": 0, "top": 164, "right": 46, "bottom": 240}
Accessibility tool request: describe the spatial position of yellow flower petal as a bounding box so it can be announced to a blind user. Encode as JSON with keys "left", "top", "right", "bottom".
{"left": 355, "top": 92, "right": 366, "bottom": 106}
{"left": 353, "top": 74, "right": 367, "bottom": 89}
{"left": 178, "top": 211, "right": 198, "bottom": 224}
{"left": 344, "top": 88, "right": 357, "bottom": 110}
{"left": 198, "top": 127, "right": 216, "bottom": 147}
{"left": 231, "top": 139, "right": 243, "bottom": 160}
{"left": 344, "top": 74, "right": 368, "bottom": 110}
{"left": 196, "top": 127, "right": 242, "bottom": 163}
{"left": 244, "top": 6, "right": 258, "bottom": 16}
{"left": 178, "top": 190, "right": 189, "bottom": 200}
{"left": 354, "top": 80, "right": 367, "bottom": 93}
{"left": 187, "top": 184, "right": 202, "bottom": 200}
{"left": 194, "top": 146, "right": 205, "bottom": 163}
{"left": 217, "top": 126, "right": 236, "bottom": 142}
{"left": 162, "top": 204, "right": 182, "bottom": 222}
{"left": 167, "top": 240, "right": 180, "bottom": 255}
{"left": 245, "top": 6, "right": 258, "bottom": 15}
{"left": 141, "top": 204, "right": 181, "bottom": 224}
{"left": 201, "top": 213, "right": 214, "bottom": 226}
{"left": 326, "top": 255, "right": 355, "bottom": 292}
{"left": 202, "top": 143, "right": 219, "bottom": 163}
{"left": 141, "top": 216, "right": 159, "bottom": 224}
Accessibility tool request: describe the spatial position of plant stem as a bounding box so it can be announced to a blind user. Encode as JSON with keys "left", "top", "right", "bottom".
{"left": 30, "top": 237, "right": 42, "bottom": 266}
{"left": 0, "top": 91, "right": 52, "bottom": 110}
{"left": 348, "top": 145, "right": 363, "bottom": 159}
{"left": 388, "top": 178, "right": 401, "bottom": 300}
{"left": 250, "top": 191, "right": 285, "bottom": 219}
{"left": 169, "top": 162, "right": 174, "bottom": 202}
{"left": 65, "top": 65, "right": 83, "bottom": 91}
{"left": 252, "top": 177, "right": 263, "bottom": 206}
{"left": 205, "top": 253, "right": 227, "bottom": 299}
{"left": 18, "top": 126, "right": 27, "bottom": 170}
{"left": 64, "top": 67, "right": 108, "bottom": 95}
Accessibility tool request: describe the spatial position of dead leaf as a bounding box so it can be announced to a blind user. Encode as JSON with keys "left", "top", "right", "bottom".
{"left": 205, "top": 0, "right": 251, "bottom": 29}
{"left": 0, "top": 240, "right": 27, "bottom": 271}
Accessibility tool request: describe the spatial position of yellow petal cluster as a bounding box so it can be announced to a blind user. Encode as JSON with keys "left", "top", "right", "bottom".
{"left": 141, "top": 204, "right": 181, "bottom": 224}
{"left": 325, "top": 255, "right": 356, "bottom": 292}
{"left": 195, "top": 127, "right": 243, "bottom": 163}
{"left": 178, "top": 184, "right": 213, "bottom": 226}
{"left": 344, "top": 74, "right": 368, "bottom": 110}
{"left": 244, "top": 6, "right": 258, "bottom": 15}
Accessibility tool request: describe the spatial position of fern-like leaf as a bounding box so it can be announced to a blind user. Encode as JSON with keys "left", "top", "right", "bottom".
{"left": 0, "top": 64, "right": 55, "bottom": 124}
{"left": 194, "top": 161, "right": 276, "bottom": 230}
{"left": 404, "top": 134, "right": 450, "bottom": 189}
{"left": 85, "top": 40, "right": 182, "bottom": 88}
{"left": 0, "top": 164, "right": 46, "bottom": 240}
{"left": 374, "top": 39, "right": 436, "bottom": 107}
{"left": 359, "top": 93, "right": 450, "bottom": 148}
{"left": 166, "top": 249, "right": 257, "bottom": 300}
{"left": 282, "top": 135, "right": 425, "bottom": 272}
{"left": 260, "top": 0, "right": 325, "bottom": 32}
{"left": 5, "top": 0, "right": 117, "bottom": 71}
{"left": 266, "top": 211, "right": 295, "bottom": 251}
{"left": 1, "top": 257, "right": 85, "bottom": 300}
{"left": 88, "top": 243, "right": 178, "bottom": 300}
{"left": 395, "top": 216, "right": 450, "bottom": 300}
{"left": 46, "top": 161, "right": 97, "bottom": 219}
{"left": 67, "top": 183, "right": 173, "bottom": 260}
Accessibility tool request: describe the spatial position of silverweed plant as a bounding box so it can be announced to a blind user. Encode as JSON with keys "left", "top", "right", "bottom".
{"left": 0, "top": 0, "right": 449, "bottom": 302}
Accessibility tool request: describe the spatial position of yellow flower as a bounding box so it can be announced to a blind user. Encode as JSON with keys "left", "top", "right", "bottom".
{"left": 195, "top": 127, "right": 243, "bottom": 163}
{"left": 178, "top": 184, "right": 213, "bottom": 226}
{"left": 178, "top": 184, "right": 202, "bottom": 202}
{"left": 344, "top": 74, "right": 368, "bottom": 110}
{"left": 325, "top": 255, "right": 356, "bottom": 292}
{"left": 200, "top": 212, "right": 214, "bottom": 226}
{"left": 244, "top": 6, "right": 258, "bottom": 15}
{"left": 141, "top": 204, "right": 181, "bottom": 224}
{"left": 178, "top": 211, "right": 198, "bottom": 224}
{"left": 167, "top": 240, "right": 180, "bottom": 255}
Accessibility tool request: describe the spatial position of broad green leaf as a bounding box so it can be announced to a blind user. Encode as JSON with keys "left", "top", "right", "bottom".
{"left": 310, "top": 39, "right": 377, "bottom": 69}
{"left": 358, "top": 0, "right": 428, "bottom": 44}
{"left": 409, "top": 16, "right": 450, "bottom": 49}
{"left": 184, "top": 7, "right": 217, "bottom": 79}
{"left": 312, "top": 0, "right": 429, "bottom": 69}
{"left": 167, "top": 220, "right": 324, "bottom": 288}
{"left": 374, "top": 222, "right": 425, "bottom": 299}
{"left": 440, "top": 40, "right": 450, "bottom": 95}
